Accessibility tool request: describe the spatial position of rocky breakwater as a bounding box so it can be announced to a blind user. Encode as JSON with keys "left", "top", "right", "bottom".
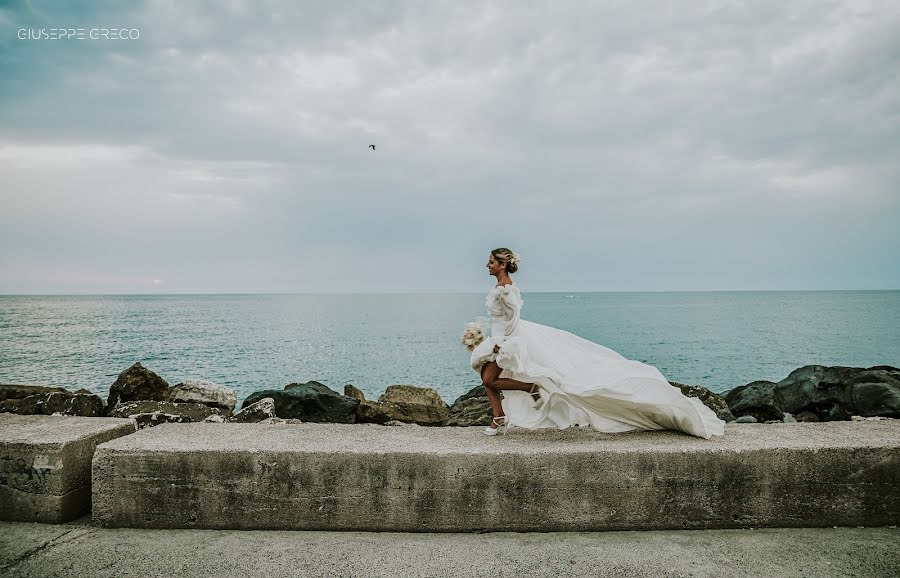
{"left": 395, "top": 365, "right": 895, "bottom": 428}
{"left": 237, "top": 381, "right": 453, "bottom": 426}
{"left": 0, "top": 383, "right": 105, "bottom": 417}
{"left": 104, "top": 363, "right": 246, "bottom": 428}
{"left": 1, "top": 362, "right": 276, "bottom": 428}
{"left": 3, "top": 362, "right": 897, "bottom": 429}
{"left": 722, "top": 364, "right": 900, "bottom": 423}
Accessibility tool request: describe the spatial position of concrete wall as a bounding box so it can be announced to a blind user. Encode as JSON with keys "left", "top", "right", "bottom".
{"left": 92, "top": 420, "right": 900, "bottom": 531}
{"left": 1, "top": 413, "right": 137, "bottom": 522}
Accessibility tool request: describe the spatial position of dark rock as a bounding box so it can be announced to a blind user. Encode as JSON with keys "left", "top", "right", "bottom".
{"left": 723, "top": 380, "right": 784, "bottom": 423}
{"left": 107, "top": 400, "right": 225, "bottom": 428}
{"left": 229, "top": 397, "right": 276, "bottom": 423}
{"left": 0, "top": 391, "right": 104, "bottom": 417}
{"left": 795, "top": 410, "right": 819, "bottom": 422}
{"left": 0, "top": 384, "right": 67, "bottom": 401}
{"left": 669, "top": 381, "right": 735, "bottom": 422}
{"left": 44, "top": 392, "right": 104, "bottom": 417}
{"left": 344, "top": 384, "right": 366, "bottom": 401}
{"left": 775, "top": 365, "right": 854, "bottom": 416}
{"left": 733, "top": 415, "right": 758, "bottom": 423}
{"left": 242, "top": 382, "right": 359, "bottom": 423}
{"left": 0, "top": 395, "right": 45, "bottom": 415}
{"left": 453, "top": 385, "right": 488, "bottom": 404}
{"left": 128, "top": 412, "right": 182, "bottom": 429}
{"left": 775, "top": 365, "right": 900, "bottom": 421}
{"left": 445, "top": 385, "right": 492, "bottom": 426}
{"left": 107, "top": 362, "right": 170, "bottom": 409}
{"left": 850, "top": 380, "right": 900, "bottom": 418}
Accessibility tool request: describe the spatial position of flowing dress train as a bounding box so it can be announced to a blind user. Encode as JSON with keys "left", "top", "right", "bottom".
{"left": 470, "top": 284, "right": 726, "bottom": 439}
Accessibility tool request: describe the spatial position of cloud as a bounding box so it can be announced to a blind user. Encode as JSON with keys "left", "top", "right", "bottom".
{"left": 0, "top": 0, "right": 898, "bottom": 292}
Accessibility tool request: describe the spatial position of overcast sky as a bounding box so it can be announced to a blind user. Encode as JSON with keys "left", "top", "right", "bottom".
{"left": 1, "top": 0, "right": 898, "bottom": 293}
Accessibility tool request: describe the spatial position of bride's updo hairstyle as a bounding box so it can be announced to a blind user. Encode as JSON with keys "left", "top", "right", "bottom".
{"left": 492, "top": 247, "right": 520, "bottom": 274}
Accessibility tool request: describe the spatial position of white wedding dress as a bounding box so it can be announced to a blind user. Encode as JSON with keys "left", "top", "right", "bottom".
{"left": 470, "top": 283, "right": 726, "bottom": 439}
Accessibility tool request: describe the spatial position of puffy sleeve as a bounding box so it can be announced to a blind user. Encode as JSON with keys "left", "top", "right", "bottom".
{"left": 497, "top": 285, "right": 522, "bottom": 337}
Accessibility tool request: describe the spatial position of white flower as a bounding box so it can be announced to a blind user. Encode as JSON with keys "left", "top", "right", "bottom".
{"left": 461, "top": 320, "right": 485, "bottom": 351}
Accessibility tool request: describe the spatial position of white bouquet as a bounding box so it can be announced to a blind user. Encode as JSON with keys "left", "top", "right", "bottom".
{"left": 461, "top": 320, "right": 485, "bottom": 351}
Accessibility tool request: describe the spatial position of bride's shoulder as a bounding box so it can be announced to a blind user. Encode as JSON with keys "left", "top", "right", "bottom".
{"left": 491, "top": 283, "right": 520, "bottom": 295}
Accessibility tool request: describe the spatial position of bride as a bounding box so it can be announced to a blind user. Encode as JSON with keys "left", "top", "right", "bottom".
{"left": 471, "top": 247, "right": 726, "bottom": 439}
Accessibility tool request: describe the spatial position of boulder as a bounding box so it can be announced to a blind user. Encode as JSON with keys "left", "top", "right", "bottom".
{"left": 356, "top": 400, "right": 392, "bottom": 424}
{"left": 354, "top": 385, "right": 451, "bottom": 426}
{"left": 668, "top": 381, "right": 735, "bottom": 422}
{"left": 775, "top": 365, "right": 855, "bottom": 420}
{"left": 242, "top": 382, "right": 359, "bottom": 423}
{"left": 849, "top": 379, "right": 900, "bottom": 418}
{"left": 723, "top": 380, "right": 785, "bottom": 423}
{"left": 0, "top": 384, "right": 67, "bottom": 401}
{"left": 374, "top": 385, "right": 450, "bottom": 426}
{"left": 445, "top": 385, "right": 492, "bottom": 426}
{"left": 44, "top": 392, "right": 104, "bottom": 417}
{"left": 170, "top": 379, "right": 237, "bottom": 412}
{"left": 0, "top": 391, "right": 104, "bottom": 417}
{"left": 775, "top": 365, "right": 900, "bottom": 421}
{"left": 107, "top": 400, "right": 225, "bottom": 429}
{"left": 344, "top": 384, "right": 366, "bottom": 401}
{"left": 733, "top": 415, "right": 758, "bottom": 423}
{"left": 107, "top": 362, "right": 170, "bottom": 409}
{"left": 229, "top": 397, "right": 276, "bottom": 423}
{"left": 0, "top": 395, "right": 45, "bottom": 415}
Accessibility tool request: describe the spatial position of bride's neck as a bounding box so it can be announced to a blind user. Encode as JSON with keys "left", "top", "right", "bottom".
{"left": 496, "top": 275, "right": 512, "bottom": 286}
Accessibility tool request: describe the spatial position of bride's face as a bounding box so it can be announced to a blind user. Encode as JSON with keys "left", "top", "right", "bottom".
{"left": 486, "top": 254, "right": 504, "bottom": 276}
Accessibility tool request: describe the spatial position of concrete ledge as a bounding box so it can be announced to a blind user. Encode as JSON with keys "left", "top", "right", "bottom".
{"left": 0, "top": 413, "right": 137, "bottom": 522}
{"left": 92, "top": 420, "right": 900, "bottom": 531}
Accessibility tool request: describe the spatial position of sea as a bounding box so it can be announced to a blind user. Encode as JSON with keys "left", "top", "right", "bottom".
{"left": 1, "top": 291, "right": 898, "bottom": 407}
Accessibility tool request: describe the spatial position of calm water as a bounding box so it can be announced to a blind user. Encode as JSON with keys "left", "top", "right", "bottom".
{"left": 1, "top": 291, "right": 898, "bottom": 406}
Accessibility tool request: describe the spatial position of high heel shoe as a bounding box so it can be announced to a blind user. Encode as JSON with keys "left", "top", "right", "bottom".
{"left": 483, "top": 415, "right": 509, "bottom": 436}
{"left": 529, "top": 384, "right": 545, "bottom": 410}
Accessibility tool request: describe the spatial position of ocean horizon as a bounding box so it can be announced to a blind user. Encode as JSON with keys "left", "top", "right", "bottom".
{"left": 2, "top": 290, "right": 898, "bottom": 407}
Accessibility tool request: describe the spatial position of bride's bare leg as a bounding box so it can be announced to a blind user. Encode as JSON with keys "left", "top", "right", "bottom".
{"left": 484, "top": 383, "right": 503, "bottom": 418}
{"left": 481, "top": 362, "right": 541, "bottom": 427}
{"left": 491, "top": 377, "right": 537, "bottom": 394}
{"left": 494, "top": 378, "right": 542, "bottom": 406}
{"left": 481, "top": 362, "right": 505, "bottom": 421}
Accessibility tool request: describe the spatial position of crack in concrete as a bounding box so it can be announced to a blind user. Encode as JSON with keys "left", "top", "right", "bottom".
{"left": 0, "top": 526, "right": 98, "bottom": 574}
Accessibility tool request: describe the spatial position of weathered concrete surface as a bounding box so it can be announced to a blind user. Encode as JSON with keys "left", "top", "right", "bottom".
{"left": 1, "top": 517, "right": 898, "bottom": 577}
{"left": 92, "top": 420, "right": 900, "bottom": 531}
{"left": 0, "top": 414, "right": 136, "bottom": 522}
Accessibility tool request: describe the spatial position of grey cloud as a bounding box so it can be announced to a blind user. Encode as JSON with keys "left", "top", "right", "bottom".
{"left": 0, "top": 0, "right": 898, "bottom": 292}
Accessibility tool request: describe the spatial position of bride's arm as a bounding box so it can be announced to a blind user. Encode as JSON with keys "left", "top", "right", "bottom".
{"left": 498, "top": 287, "right": 522, "bottom": 337}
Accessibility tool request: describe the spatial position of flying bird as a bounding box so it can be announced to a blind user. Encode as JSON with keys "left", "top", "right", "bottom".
{"left": 369, "top": 144, "right": 376, "bottom": 150}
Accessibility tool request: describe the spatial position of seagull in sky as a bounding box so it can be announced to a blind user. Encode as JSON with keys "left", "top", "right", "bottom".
{"left": 369, "top": 144, "right": 376, "bottom": 150}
